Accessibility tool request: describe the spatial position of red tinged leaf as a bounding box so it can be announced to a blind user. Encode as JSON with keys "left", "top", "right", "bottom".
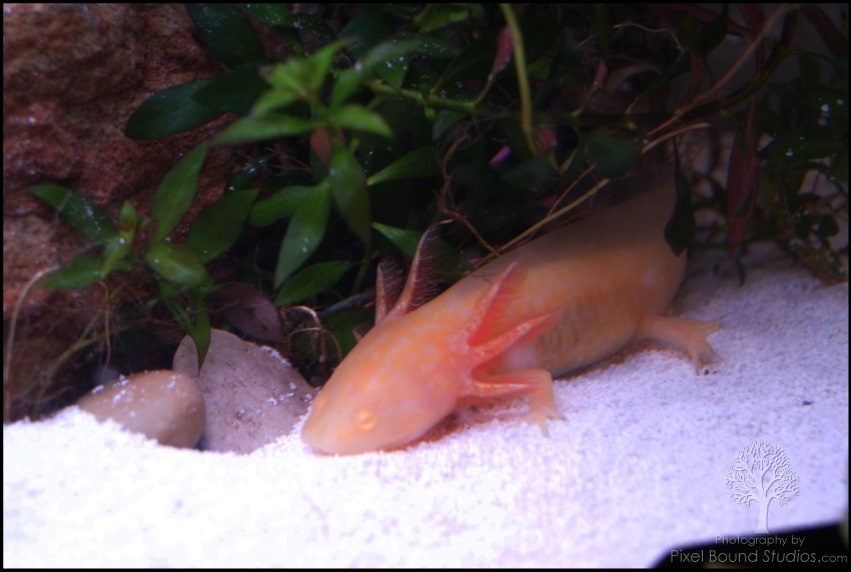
{"left": 738, "top": 3, "right": 765, "bottom": 38}
{"left": 800, "top": 5, "right": 849, "bottom": 59}
{"left": 310, "top": 128, "right": 333, "bottom": 169}
{"left": 489, "top": 25, "right": 513, "bottom": 80}
{"left": 647, "top": 3, "right": 717, "bottom": 22}
{"left": 738, "top": 4, "right": 765, "bottom": 65}
{"left": 726, "top": 102, "right": 759, "bottom": 253}
{"left": 488, "top": 126, "right": 556, "bottom": 165}
{"left": 488, "top": 145, "right": 513, "bottom": 166}
{"left": 688, "top": 54, "right": 706, "bottom": 101}
{"left": 647, "top": 4, "right": 748, "bottom": 35}
{"left": 592, "top": 60, "right": 607, "bottom": 91}
{"left": 533, "top": 126, "right": 557, "bottom": 154}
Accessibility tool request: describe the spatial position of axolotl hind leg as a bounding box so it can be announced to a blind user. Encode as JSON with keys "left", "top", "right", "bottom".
{"left": 635, "top": 314, "right": 720, "bottom": 370}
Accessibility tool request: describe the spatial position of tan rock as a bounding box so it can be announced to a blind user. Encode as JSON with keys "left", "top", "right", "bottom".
{"left": 173, "top": 329, "right": 316, "bottom": 454}
{"left": 76, "top": 370, "right": 205, "bottom": 449}
{"left": 2, "top": 3, "right": 241, "bottom": 421}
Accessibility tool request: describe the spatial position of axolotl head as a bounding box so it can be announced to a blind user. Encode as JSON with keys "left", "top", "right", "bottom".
{"left": 301, "top": 322, "right": 458, "bottom": 455}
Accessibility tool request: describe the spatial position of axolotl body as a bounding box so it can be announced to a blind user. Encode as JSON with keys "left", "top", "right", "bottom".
{"left": 302, "top": 184, "right": 718, "bottom": 455}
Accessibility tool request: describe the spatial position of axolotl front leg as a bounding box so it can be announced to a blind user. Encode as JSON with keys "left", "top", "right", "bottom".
{"left": 453, "top": 261, "right": 563, "bottom": 432}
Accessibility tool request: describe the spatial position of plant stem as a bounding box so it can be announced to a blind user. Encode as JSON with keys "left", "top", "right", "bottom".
{"left": 684, "top": 9, "right": 799, "bottom": 122}
{"left": 497, "top": 122, "right": 712, "bottom": 255}
{"left": 500, "top": 3, "right": 537, "bottom": 154}
{"left": 366, "top": 7, "right": 800, "bottom": 137}
{"left": 365, "top": 78, "right": 664, "bottom": 130}
{"left": 650, "top": 4, "right": 795, "bottom": 137}
{"left": 364, "top": 80, "right": 487, "bottom": 116}
{"left": 4, "top": 266, "right": 59, "bottom": 422}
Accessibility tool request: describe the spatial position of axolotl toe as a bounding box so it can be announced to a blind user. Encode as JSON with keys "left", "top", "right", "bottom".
{"left": 301, "top": 183, "right": 718, "bottom": 455}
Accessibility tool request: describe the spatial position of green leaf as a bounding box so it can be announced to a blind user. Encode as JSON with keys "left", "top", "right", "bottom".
{"left": 40, "top": 254, "right": 104, "bottom": 289}
{"left": 275, "top": 260, "right": 354, "bottom": 306}
{"left": 376, "top": 57, "right": 409, "bottom": 91}
{"left": 432, "top": 109, "right": 467, "bottom": 139}
{"left": 289, "top": 13, "right": 335, "bottom": 39}
{"left": 593, "top": 5, "right": 613, "bottom": 57}
{"left": 275, "top": 181, "right": 331, "bottom": 287}
{"left": 816, "top": 214, "right": 839, "bottom": 238}
{"left": 118, "top": 199, "right": 141, "bottom": 231}
{"left": 367, "top": 146, "right": 439, "bottom": 185}
{"left": 330, "top": 36, "right": 454, "bottom": 107}
{"left": 434, "top": 13, "right": 556, "bottom": 93}
{"left": 306, "top": 40, "right": 350, "bottom": 94}
{"left": 360, "top": 37, "right": 426, "bottom": 70}
{"left": 501, "top": 154, "right": 557, "bottom": 191}
{"left": 372, "top": 222, "right": 421, "bottom": 259}
{"left": 326, "top": 105, "right": 393, "bottom": 138}
{"left": 189, "top": 300, "right": 212, "bottom": 367}
{"left": 436, "top": 32, "right": 500, "bottom": 89}
{"left": 324, "top": 307, "right": 374, "bottom": 359}
{"left": 186, "top": 188, "right": 259, "bottom": 263}
{"left": 261, "top": 39, "right": 348, "bottom": 102}
{"left": 413, "top": 4, "right": 474, "bottom": 33}
{"left": 192, "top": 66, "right": 270, "bottom": 116}
{"left": 144, "top": 241, "right": 211, "bottom": 287}
{"left": 336, "top": 11, "right": 414, "bottom": 93}
{"left": 339, "top": 7, "right": 395, "bottom": 59}
{"left": 585, "top": 132, "right": 642, "bottom": 179}
{"left": 631, "top": 53, "right": 690, "bottom": 110}
{"left": 264, "top": 59, "right": 312, "bottom": 97}
{"left": 329, "top": 146, "right": 371, "bottom": 243}
{"left": 373, "top": 223, "right": 464, "bottom": 275}
{"left": 216, "top": 114, "right": 317, "bottom": 143}
{"left": 158, "top": 280, "right": 211, "bottom": 366}
{"left": 125, "top": 80, "right": 224, "bottom": 140}
{"left": 28, "top": 184, "right": 117, "bottom": 243}
{"left": 664, "top": 148, "right": 696, "bottom": 256}
{"left": 100, "top": 235, "right": 132, "bottom": 276}
{"left": 330, "top": 68, "right": 365, "bottom": 108}
{"left": 360, "top": 38, "right": 425, "bottom": 90}
{"left": 185, "top": 3, "right": 266, "bottom": 68}
{"left": 100, "top": 201, "right": 139, "bottom": 274}
{"left": 249, "top": 185, "right": 319, "bottom": 227}
{"left": 251, "top": 88, "right": 302, "bottom": 115}
{"left": 241, "top": 3, "right": 292, "bottom": 27}
{"left": 152, "top": 143, "right": 208, "bottom": 242}
{"left": 407, "top": 34, "right": 461, "bottom": 60}
{"left": 829, "top": 142, "right": 848, "bottom": 182}
{"left": 329, "top": 32, "right": 460, "bottom": 102}
{"left": 694, "top": 4, "right": 729, "bottom": 58}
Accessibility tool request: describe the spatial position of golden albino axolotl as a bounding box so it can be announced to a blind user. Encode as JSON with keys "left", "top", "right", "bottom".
{"left": 301, "top": 183, "right": 718, "bottom": 455}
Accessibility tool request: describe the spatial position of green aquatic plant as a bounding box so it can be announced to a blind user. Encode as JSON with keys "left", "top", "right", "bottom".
{"left": 28, "top": 143, "right": 258, "bottom": 364}
{"left": 29, "top": 4, "right": 849, "bottom": 381}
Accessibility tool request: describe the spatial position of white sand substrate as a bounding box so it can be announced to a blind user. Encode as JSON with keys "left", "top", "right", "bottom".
{"left": 4, "top": 247, "right": 848, "bottom": 567}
